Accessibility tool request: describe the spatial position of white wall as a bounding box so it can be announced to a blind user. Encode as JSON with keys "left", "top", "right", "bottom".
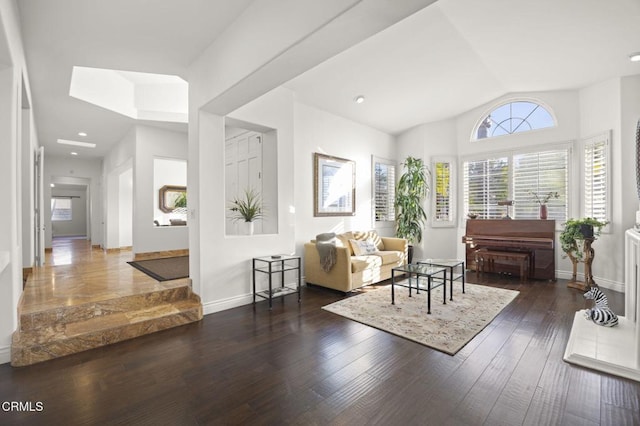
{"left": 190, "top": 88, "right": 295, "bottom": 313}
{"left": 578, "top": 79, "right": 622, "bottom": 288}
{"left": 103, "top": 128, "right": 134, "bottom": 250}
{"left": 133, "top": 125, "right": 188, "bottom": 254}
{"left": 620, "top": 75, "right": 640, "bottom": 228}
{"left": 294, "top": 102, "right": 397, "bottom": 246}
{"left": 118, "top": 168, "right": 133, "bottom": 247}
{"left": 50, "top": 188, "right": 87, "bottom": 237}
{"left": 396, "top": 119, "right": 458, "bottom": 259}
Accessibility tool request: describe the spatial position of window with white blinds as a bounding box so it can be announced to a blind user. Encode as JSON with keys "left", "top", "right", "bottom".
{"left": 583, "top": 133, "right": 609, "bottom": 222}
{"left": 463, "top": 157, "right": 509, "bottom": 219}
{"left": 434, "top": 162, "right": 451, "bottom": 220}
{"left": 463, "top": 147, "right": 569, "bottom": 221}
{"left": 51, "top": 198, "right": 72, "bottom": 221}
{"left": 513, "top": 149, "right": 568, "bottom": 220}
{"left": 373, "top": 157, "right": 396, "bottom": 223}
{"left": 432, "top": 157, "right": 456, "bottom": 227}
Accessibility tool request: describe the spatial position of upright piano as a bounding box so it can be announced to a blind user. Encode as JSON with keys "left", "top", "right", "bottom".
{"left": 462, "top": 219, "right": 556, "bottom": 280}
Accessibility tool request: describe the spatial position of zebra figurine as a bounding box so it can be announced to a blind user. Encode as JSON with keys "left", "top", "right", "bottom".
{"left": 583, "top": 286, "right": 618, "bottom": 327}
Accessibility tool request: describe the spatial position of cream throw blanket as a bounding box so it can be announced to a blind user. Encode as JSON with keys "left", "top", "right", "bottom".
{"left": 316, "top": 232, "right": 337, "bottom": 272}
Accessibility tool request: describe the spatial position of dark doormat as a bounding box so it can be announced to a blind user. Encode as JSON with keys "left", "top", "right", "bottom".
{"left": 127, "top": 256, "right": 189, "bottom": 281}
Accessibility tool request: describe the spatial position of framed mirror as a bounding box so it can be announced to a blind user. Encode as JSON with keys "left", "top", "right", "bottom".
{"left": 159, "top": 185, "right": 187, "bottom": 213}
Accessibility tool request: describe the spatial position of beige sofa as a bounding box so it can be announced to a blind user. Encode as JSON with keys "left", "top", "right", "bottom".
{"left": 304, "top": 230, "right": 408, "bottom": 293}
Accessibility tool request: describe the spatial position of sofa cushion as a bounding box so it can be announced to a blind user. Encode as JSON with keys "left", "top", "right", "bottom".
{"left": 336, "top": 232, "right": 355, "bottom": 254}
{"left": 351, "top": 255, "right": 383, "bottom": 273}
{"left": 353, "top": 230, "right": 385, "bottom": 250}
{"left": 349, "top": 239, "right": 378, "bottom": 256}
{"left": 375, "top": 250, "right": 403, "bottom": 265}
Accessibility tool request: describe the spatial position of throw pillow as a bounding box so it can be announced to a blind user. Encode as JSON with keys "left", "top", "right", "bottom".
{"left": 350, "top": 239, "right": 378, "bottom": 256}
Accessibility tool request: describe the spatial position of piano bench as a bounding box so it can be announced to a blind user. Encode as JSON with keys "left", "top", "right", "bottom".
{"left": 475, "top": 249, "right": 530, "bottom": 281}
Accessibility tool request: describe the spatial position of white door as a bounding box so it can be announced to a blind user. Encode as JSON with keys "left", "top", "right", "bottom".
{"left": 225, "top": 131, "right": 263, "bottom": 235}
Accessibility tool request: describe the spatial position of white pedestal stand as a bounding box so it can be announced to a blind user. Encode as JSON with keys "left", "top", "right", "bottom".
{"left": 563, "top": 229, "right": 640, "bottom": 382}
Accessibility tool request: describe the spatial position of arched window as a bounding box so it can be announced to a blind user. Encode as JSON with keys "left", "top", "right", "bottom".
{"left": 473, "top": 100, "right": 555, "bottom": 140}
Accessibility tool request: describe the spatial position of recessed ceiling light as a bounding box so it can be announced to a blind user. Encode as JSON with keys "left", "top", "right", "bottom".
{"left": 630, "top": 52, "right": 640, "bottom": 62}
{"left": 57, "top": 139, "right": 96, "bottom": 148}
{"left": 50, "top": 183, "right": 55, "bottom": 188}
{"left": 70, "top": 152, "right": 78, "bottom": 156}
{"left": 354, "top": 95, "right": 365, "bottom": 104}
{"left": 78, "top": 132, "right": 87, "bottom": 137}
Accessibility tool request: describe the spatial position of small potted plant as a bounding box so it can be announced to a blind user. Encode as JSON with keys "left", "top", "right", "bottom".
{"left": 228, "top": 188, "right": 264, "bottom": 235}
{"left": 560, "top": 217, "right": 608, "bottom": 261}
{"left": 395, "top": 156, "right": 430, "bottom": 263}
{"left": 530, "top": 191, "right": 559, "bottom": 219}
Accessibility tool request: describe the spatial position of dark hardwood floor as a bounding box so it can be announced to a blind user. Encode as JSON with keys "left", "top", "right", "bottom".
{"left": 1, "top": 274, "right": 639, "bottom": 425}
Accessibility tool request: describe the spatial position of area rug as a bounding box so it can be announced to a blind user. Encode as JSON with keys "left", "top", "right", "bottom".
{"left": 127, "top": 256, "right": 189, "bottom": 281}
{"left": 322, "top": 283, "right": 519, "bottom": 355}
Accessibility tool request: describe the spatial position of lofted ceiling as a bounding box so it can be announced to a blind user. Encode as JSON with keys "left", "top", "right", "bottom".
{"left": 16, "top": 0, "right": 640, "bottom": 160}
{"left": 286, "top": 0, "right": 640, "bottom": 134}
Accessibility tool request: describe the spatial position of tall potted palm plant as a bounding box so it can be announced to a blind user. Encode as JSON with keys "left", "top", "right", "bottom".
{"left": 395, "top": 156, "right": 430, "bottom": 263}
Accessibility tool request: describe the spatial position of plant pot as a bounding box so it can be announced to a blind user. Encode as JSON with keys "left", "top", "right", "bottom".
{"left": 244, "top": 221, "right": 254, "bottom": 236}
{"left": 579, "top": 224, "right": 594, "bottom": 239}
{"left": 539, "top": 204, "right": 548, "bottom": 220}
{"left": 407, "top": 245, "right": 414, "bottom": 264}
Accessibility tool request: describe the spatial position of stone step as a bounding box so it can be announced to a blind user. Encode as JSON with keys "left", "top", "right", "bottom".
{"left": 18, "top": 279, "right": 193, "bottom": 332}
{"left": 11, "top": 293, "right": 202, "bottom": 367}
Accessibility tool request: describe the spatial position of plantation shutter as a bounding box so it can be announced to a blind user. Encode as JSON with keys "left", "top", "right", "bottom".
{"left": 584, "top": 137, "right": 608, "bottom": 222}
{"left": 513, "top": 148, "right": 568, "bottom": 220}
{"left": 463, "top": 157, "right": 509, "bottom": 219}
{"left": 434, "top": 162, "right": 451, "bottom": 222}
{"left": 374, "top": 161, "right": 396, "bottom": 222}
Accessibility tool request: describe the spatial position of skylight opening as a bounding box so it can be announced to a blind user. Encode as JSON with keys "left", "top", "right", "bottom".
{"left": 69, "top": 66, "right": 188, "bottom": 123}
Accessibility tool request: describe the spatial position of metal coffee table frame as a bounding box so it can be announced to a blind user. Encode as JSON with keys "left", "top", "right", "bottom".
{"left": 418, "top": 259, "right": 465, "bottom": 301}
{"left": 391, "top": 264, "right": 447, "bottom": 314}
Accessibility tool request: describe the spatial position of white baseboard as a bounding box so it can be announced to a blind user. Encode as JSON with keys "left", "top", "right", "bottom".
{"left": 202, "top": 293, "right": 253, "bottom": 315}
{"left": 202, "top": 281, "right": 305, "bottom": 315}
{"left": 556, "top": 270, "right": 625, "bottom": 293}
{"left": 0, "top": 344, "right": 11, "bottom": 365}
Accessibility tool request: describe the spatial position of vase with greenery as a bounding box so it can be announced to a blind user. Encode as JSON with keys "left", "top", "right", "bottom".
{"left": 229, "top": 189, "right": 264, "bottom": 235}
{"left": 530, "top": 190, "right": 559, "bottom": 219}
{"left": 395, "top": 156, "right": 430, "bottom": 263}
{"left": 560, "top": 217, "right": 608, "bottom": 261}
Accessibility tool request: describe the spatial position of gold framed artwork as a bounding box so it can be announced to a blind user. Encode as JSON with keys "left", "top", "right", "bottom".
{"left": 314, "top": 153, "right": 356, "bottom": 217}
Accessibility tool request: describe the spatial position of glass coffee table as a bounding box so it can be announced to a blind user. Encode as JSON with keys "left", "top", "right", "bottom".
{"left": 418, "top": 259, "right": 465, "bottom": 301}
{"left": 391, "top": 264, "right": 447, "bottom": 314}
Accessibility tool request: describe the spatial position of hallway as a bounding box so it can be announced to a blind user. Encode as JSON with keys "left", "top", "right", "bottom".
{"left": 13, "top": 237, "right": 202, "bottom": 366}
{"left": 22, "top": 238, "right": 184, "bottom": 314}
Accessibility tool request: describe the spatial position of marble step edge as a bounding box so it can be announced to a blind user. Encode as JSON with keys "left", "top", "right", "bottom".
{"left": 18, "top": 284, "right": 196, "bottom": 332}
{"left": 11, "top": 296, "right": 203, "bottom": 367}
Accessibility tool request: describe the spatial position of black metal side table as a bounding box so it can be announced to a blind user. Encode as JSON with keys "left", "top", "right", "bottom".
{"left": 252, "top": 255, "right": 301, "bottom": 310}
